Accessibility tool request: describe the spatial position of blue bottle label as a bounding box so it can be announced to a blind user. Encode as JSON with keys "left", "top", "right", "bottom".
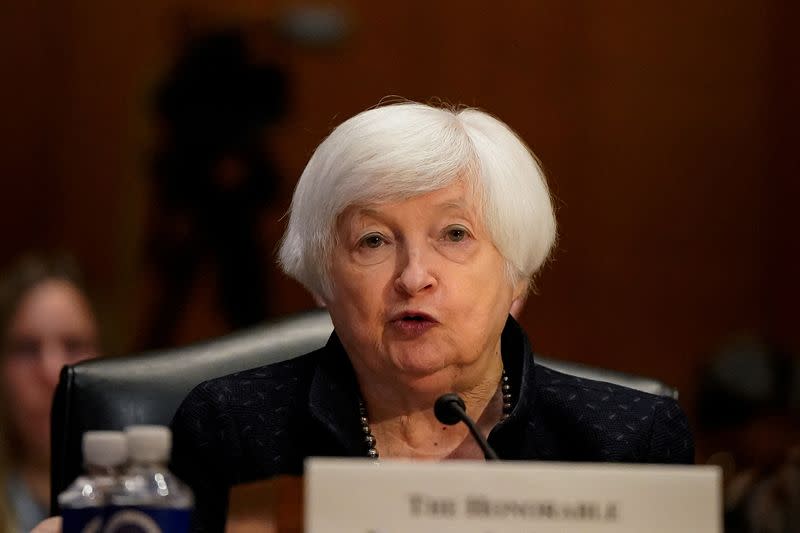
{"left": 62, "top": 508, "right": 104, "bottom": 533}
{"left": 103, "top": 507, "right": 191, "bottom": 533}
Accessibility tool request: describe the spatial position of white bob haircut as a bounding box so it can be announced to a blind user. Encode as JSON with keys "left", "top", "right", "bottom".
{"left": 278, "top": 101, "right": 557, "bottom": 300}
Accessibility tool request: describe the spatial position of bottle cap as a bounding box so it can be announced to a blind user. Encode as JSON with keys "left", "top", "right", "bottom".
{"left": 83, "top": 431, "right": 128, "bottom": 468}
{"left": 125, "top": 425, "right": 171, "bottom": 463}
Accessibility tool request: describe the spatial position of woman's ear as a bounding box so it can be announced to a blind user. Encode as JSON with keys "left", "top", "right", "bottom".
{"left": 509, "top": 280, "right": 529, "bottom": 319}
{"left": 312, "top": 293, "right": 327, "bottom": 308}
{"left": 509, "top": 296, "right": 526, "bottom": 319}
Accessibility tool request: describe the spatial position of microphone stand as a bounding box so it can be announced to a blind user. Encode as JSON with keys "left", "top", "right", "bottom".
{"left": 434, "top": 393, "right": 500, "bottom": 460}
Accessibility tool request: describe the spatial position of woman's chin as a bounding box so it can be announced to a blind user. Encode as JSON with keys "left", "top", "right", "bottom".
{"left": 388, "top": 354, "right": 457, "bottom": 391}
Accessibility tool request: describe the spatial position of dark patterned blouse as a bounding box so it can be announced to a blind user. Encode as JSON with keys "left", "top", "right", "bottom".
{"left": 170, "top": 317, "right": 693, "bottom": 532}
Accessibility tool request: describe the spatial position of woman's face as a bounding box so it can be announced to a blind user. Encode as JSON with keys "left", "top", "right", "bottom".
{"left": 1, "top": 280, "right": 98, "bottom": 464}
{"left": 325, "top": 181, "right": 526, "bottom": 393}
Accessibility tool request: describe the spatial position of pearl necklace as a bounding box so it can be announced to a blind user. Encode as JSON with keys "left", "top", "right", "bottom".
{"left": 358, "top": 370, "right": 512, "bottom": 459}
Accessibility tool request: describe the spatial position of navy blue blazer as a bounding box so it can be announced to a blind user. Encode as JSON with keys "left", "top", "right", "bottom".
{"left": 170, "top": 317, "right": 693, "bottom": 532}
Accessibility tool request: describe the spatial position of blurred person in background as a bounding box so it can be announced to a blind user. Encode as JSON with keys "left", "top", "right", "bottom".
{"left": 698, "top": 338, "right": 800, "bottom": 532}
{"left": 142, "top": 29, "right": 287, "bottom": 349}
{"left": 0, "top": 255, "right": 100, "bottom": 532}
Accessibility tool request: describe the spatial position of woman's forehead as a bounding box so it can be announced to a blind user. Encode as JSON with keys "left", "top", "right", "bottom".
{"left": 351, "top": 181, "right": 478, "bottom": 215}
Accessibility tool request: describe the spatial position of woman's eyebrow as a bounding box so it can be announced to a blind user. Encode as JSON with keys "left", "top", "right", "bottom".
{"left": 437, "top": 201, "right": 469, "bottom": 211}
{"left": 356, "top": 207, "right": 385, "bottom": 218}
{"left": 352, "top": 200, "right": 472, "bottom": 220}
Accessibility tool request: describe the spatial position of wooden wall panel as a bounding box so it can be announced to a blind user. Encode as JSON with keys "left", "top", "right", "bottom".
{"left": 0, "top": 2, "right": 64, "bottom": 257}
{"left": 0, "top": 1, "right": 796, "bottom": 438}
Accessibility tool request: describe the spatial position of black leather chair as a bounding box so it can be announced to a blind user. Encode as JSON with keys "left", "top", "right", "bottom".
{"left": 50, "top": 308, "right": 676, "bottom": 513}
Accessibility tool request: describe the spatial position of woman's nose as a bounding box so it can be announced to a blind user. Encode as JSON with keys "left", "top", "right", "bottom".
{"left": 39, "top": 345, "right": 69, "bottom": 388}
{"left": 394, "top": 245, "right": 437, "bottom": 296}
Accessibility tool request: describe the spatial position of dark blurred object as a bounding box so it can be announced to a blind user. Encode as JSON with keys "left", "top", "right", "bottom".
{"left": 145, "top": 28, "right": 288, "bottom": 349}
{"left": 724, "top": 447, "right": 800, "bottom": 533}
{"left": 697, "top": 337, "right": 800, "bottom": 532}
{"left": 275, "top": 4, "right": 351, "bottom": 47}
{"left": 698, "top": 338, "right": 799, "bottom": 431}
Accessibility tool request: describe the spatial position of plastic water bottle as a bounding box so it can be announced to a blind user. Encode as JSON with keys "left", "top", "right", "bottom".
{"left": 59, "top": 430, "right": 128, "bottom": 533}
{"left": 104, "top": 425, "right": 194, "bottom": 533}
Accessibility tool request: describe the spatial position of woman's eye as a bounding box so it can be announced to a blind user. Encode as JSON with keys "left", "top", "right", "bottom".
{"left": 64, "top": 338, "right": 92, "bottom": 357}
{"left": 360, "top": 234, "right": 386, "bottom": 249}
{"left": 445, "top": 227, "right": 468, "bottom": 242}
{"left": 7, "top": 338, "right": 40, "bottom": 360}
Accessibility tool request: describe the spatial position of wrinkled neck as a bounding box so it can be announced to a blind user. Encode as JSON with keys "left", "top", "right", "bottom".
{"left": 358, "top": 356, "right": 504, "bottom": 459}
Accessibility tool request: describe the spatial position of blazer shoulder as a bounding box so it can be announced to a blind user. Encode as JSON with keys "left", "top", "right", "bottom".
{"left": 169, "top": 349, "right": 323, "bottom": 532}
{"left": 178, "top": 348, "right": 322, "bottom": 413}
{"left": 169, "top": 348, "right": 325, "bottom": 493}
{"left": 532, "top": 363, "right": 694, "bottom": 463}
{"left": 535, "top": 362, "right": 673, "bottom": 408}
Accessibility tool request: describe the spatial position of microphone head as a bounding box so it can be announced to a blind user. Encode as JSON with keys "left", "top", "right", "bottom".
{"left": 434, "top": 393, "right": 467, "bottom": 425}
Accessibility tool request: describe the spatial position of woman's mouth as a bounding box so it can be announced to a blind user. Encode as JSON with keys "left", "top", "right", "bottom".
{"left": 389, "top": 312, "right": 439, "bottom": 335}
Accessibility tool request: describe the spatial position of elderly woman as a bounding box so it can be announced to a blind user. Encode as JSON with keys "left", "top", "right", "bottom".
{"left": 170, "top": 102, "right": 693, "bottom": 531}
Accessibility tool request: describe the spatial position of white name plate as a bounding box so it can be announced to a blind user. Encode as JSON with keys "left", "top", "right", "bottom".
{"left": 305, "top": 458, "right": 721, "bottom": 533}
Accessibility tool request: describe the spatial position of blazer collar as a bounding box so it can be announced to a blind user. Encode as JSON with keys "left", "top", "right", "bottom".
{"left": 307, "top": 315, "right": 537, "bottom": 457}
{"left": 499, "top": 315, "right": 537, "bottom": 426}
{"left": 307, "top": 332, "right": 365, "bottom": 456}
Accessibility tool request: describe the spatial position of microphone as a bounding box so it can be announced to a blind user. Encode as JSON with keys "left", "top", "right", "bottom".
{"left": 434, "top": 393, "right": 499, "bottom": 460}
